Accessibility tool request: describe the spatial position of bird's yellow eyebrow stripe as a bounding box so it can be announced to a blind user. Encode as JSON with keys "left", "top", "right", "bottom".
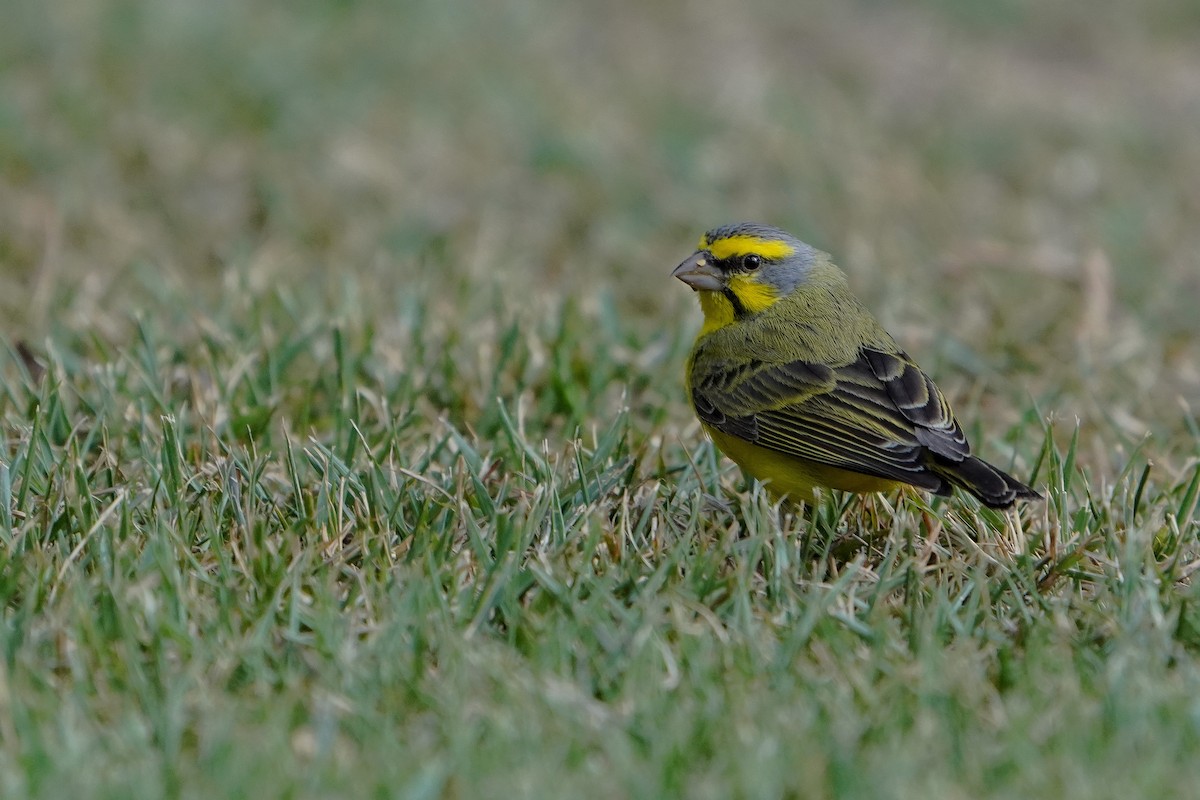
{"left": 701, "top": 234, "right": 797, "bottom": 262}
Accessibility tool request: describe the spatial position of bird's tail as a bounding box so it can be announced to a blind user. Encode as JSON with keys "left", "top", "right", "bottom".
{"left": 933, "top": 454, "right": 1042, "bottom": 509}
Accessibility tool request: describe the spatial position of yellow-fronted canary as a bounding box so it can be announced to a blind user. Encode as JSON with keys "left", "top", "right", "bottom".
{"left": 673, "top": 222, "right": 1040, "bottom": 508}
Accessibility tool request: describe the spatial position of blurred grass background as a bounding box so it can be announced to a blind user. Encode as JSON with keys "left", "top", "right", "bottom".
{"left": 2, "top": 0, "right": 1200, "bottom": 797}
{"left": 5, "top": 0, "right": 1199, "bottom": 456}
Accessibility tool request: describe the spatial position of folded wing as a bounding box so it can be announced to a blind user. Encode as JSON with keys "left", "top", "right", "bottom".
{"left": 691, "top": 347, "right": 971, "bottom": 493}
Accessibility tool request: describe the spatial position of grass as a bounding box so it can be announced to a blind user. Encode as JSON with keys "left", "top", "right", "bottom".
{"left": 3, "top": 0, "right": 1200, "bottom": 797}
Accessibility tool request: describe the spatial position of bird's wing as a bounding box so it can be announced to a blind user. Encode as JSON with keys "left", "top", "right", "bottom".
{"left": 691, "top": 346, "right": 969, "bottom": 489}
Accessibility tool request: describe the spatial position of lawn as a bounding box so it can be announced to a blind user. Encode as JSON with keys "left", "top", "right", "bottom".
{"left": 2, "top": 0, "right": 1200, "bottom": 797}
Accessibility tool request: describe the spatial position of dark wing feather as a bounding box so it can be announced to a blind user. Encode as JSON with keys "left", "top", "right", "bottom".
{"left": 691, "top": 346, "right": 968, "bottom": 492}
{"left": 859, "top": 348, "right": 969, "bottom": 460}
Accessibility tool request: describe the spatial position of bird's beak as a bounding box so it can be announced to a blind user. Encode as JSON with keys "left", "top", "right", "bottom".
{"left": 672, "top": 251, "right": 725, "bottom": 292}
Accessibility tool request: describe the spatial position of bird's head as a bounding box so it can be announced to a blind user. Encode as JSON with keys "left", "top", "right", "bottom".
{"left": 672, "top": 223, "right": 816, "bottom": 334}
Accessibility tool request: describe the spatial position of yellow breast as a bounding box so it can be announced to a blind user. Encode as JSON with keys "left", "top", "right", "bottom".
{"left": 703, "top": 425, "right": 902, "bottom": 502}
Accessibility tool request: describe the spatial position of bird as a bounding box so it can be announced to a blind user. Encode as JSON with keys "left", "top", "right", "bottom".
{"left": 672, "top": 222, "right": 1041, "bottom": 509}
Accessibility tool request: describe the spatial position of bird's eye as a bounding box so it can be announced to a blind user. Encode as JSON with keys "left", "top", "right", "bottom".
{"left": 742, "top": 254, "right": 761, "bottom": 271}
